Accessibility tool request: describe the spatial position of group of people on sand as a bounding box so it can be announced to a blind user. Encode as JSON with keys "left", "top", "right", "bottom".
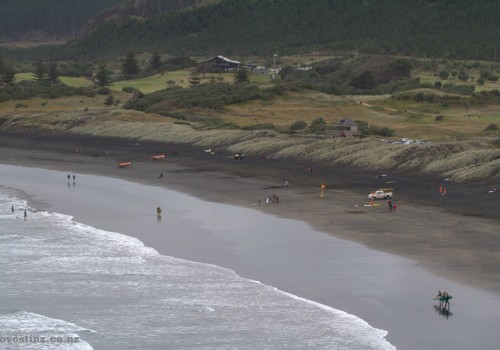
{"left": 265, "top": 194, "right": 280, "bottom": 204}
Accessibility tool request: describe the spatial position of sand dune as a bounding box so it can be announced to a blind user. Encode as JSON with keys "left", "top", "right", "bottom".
{"left": 1, "top": 111, "right": 498, "bottom": 182}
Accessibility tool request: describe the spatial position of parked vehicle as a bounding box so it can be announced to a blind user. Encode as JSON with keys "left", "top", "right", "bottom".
{"left": 368, "top": 188, "right": 393, "bottom": 200}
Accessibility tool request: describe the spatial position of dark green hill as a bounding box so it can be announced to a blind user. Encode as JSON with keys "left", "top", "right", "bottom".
{"left": 5, "top": 0, "right": 500, "bottom": 61}
{"left": 0, "top": 0, "right": 123, "bottom": 41}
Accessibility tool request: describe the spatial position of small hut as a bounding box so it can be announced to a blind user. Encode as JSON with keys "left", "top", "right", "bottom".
{"left": 326, "top": 118, "right": 360, "bottom": 137}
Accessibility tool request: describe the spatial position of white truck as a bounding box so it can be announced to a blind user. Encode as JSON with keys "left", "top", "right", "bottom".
{"left": 368, "top": 188, "right": 393, "bottom": 200}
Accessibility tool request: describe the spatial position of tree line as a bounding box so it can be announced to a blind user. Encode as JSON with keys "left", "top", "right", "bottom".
{"left": 12, "top": 0, "right": 496, "bottom": 62}
{"left": 0, "top": 0, "right": 122, "bottom": 40}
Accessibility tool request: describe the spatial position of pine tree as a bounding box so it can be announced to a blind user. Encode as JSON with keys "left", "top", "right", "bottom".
{"left": 122, "top": 51, "right": 140, "bottom": 77}
{"left": 188, "top": 71, "right": 201, "bottom": 86}
{"left": 3, "top": 65, "right": 15, "bottom": 84}
{"left": 0, "top": 54, "right": 5, "bottom": 78}
{"left": 149, "top": 50, "right": 162, "bottom": 71}
{"left": 48, "top": 62, "right": 59, "bottom": 83}
{"left": 95, "top": 63, "right": 110, "bottom": 88}
{"left": 33, "top": 60, "right": 46, "bottom": 81}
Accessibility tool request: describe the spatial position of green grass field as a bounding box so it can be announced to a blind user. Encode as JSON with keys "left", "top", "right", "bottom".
{"left": 59, "top": 76, "right": 93, "bottom": 88}
{"left": 110, "top": 70, "right": 273, "bottom": 93}
{"left": 111, "top": 71, "right": 192, "bottom": 93}
{"left": 14, "top": 72, "right": 34, "bottom": 82}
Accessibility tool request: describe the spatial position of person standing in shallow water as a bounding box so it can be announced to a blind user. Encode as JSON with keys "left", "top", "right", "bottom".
{"left": 24, "top": 209, "right": 27, "bottom": 220}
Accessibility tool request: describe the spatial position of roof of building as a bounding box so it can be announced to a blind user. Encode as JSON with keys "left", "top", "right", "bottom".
{"left": 336, "top": 118, "right": 357, "bottom": 127}
{"left": 200, "top": 55, "right": 240, "bottom": 64}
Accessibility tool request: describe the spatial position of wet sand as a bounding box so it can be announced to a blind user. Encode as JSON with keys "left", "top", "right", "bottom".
{"left": 1, "top": 132, "right": 500, "bottom": 349}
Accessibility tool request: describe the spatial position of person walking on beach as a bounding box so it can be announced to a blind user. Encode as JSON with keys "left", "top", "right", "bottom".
{"left": 67, "top": 174, "right": 71, "bottom": 182}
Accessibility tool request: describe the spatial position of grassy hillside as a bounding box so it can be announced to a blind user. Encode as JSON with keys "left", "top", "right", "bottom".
{"left": 3, "top": 54, "right": 498, "bottom": 180}
{"left": 1, "top": 96, "right": 498, "bottom": 182}
{"left": 2, "top": 77, "right": 498, "bottom": 143}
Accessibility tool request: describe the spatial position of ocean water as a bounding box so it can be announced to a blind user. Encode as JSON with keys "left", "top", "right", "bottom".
{"left": 0, "top": 191, "right": 395, "bottom": 350}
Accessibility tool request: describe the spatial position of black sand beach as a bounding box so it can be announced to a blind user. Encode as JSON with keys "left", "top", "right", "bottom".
{"left": 1, "top": 131, "right": 500, "bottom": 349}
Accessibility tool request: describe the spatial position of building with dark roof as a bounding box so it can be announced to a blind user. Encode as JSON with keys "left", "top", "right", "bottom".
{"left": 197, "top": 56, "right": 240, "bottom": 72}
